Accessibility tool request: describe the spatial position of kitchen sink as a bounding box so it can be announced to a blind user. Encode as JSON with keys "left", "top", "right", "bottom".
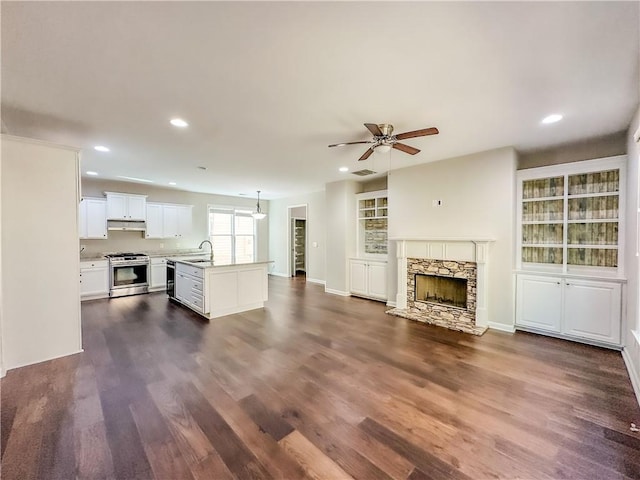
{"left": 186, "top": 259, "right": 211, "bottom": 263}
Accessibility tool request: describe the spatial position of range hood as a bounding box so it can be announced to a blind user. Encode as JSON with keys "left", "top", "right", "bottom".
{"left": 107, "top": 220, "right": 146, "bottom": 231}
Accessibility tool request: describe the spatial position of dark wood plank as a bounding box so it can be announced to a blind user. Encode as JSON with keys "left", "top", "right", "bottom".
{"left": 239, "top": 394, "right": 294, "bottom": 441}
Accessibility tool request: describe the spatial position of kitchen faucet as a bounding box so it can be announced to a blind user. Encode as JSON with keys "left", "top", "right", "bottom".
{"left": 199, "top": 240, "right": 214, "bottom": 262}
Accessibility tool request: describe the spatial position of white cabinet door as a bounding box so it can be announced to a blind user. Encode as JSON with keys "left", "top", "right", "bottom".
{"left": 175, "top": 272, "right": 189, "bottom": 301}
{"left": 85, "top": 198, "right": 107, "bottom": 239}
{"left": 367, "top": 261, "right": 388, "bottom": 300}
{"left": 564, "top": 279, "right": 621, "bottom": 345}
{"left": 106, "top": 193, "right": 128, "bottom": 220}
{"left": 163, "top": 205, "right": 179, "bottom": 238}
{"left": 145, "top": 203, "right": 164, "bottom": 239}
{"left": 80, "top": 198, "right": 107, "bottom": 239}
{"left": 127, "top": 195, "right": 147, "bottom": 220}
{"left": 177, "top": 205, "right": 192, "bottom": 237}
{"left": 151, "top": 262, "right": 167, "bottom": 289}
{"left": 349, "top": 260, "right": 368, "bottom": 296}
{"left": 80, "top": 266, "right": 109, "bottom": 297}
{"left": 516, "top": 275, "right": 562, "bottom": 332}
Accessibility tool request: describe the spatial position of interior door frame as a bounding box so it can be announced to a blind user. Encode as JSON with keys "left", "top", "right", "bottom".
{"left": 287, "top": 204, "right": 308, "bottom": 277}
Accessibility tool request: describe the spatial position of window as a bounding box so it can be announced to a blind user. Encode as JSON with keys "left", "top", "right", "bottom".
{"left": 209, "top": 206, "right": 256, "bottom": 264}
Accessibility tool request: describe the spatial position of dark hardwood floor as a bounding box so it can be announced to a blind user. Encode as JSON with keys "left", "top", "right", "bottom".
{"left": 2, "top": 276, "right": 640, "bottom": 479}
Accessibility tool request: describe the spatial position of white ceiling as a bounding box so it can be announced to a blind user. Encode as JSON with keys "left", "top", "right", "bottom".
{"left": 2, "top": 2, "right": 638, "bottom": 199}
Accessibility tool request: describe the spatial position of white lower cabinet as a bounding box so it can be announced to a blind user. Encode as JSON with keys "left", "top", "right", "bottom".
{"left": 349, "top": 259, "right": 387, "bottom": 301}
{"left": 516, "top": 274, "right": 622, "bottom": 347}
{"left": 175, "top": 263, "right": 205, "bottom": 314}
{"left": 516, "top": 275, "right": 562, "bottom": 332}
{"left": 563, "top": 279, "right": 621, "bottom": 345}
{"left": 80, "top": 260, "right": 109, "bottom": 299}
{"left": 150, "top": 257, "right": 167, "bottom": 290}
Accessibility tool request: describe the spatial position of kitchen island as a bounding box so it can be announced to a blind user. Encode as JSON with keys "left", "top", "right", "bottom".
{"left": 170, "top": 258, "right": 272, "bottom": 319}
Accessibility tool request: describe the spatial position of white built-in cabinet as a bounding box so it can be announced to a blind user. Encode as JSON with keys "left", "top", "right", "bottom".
{"left": 150, "top": 257, "right": 167, "bottom": 291}
{"left": 350, "top": 190, "right": 388, "bottom": 301}
{"left": 145, "top": 202, "right": 193, "bottom": 239}
{"left": 515, "top": 156, "right": 626, "bottom": 348}
{"left": 349, "top": 259, "right": 388, "bottom": 301}
{"left": 79, "top": 197, "right": 108, "bottom": 239}
{"left": 80, "top": 260, "right": 109, "bottom": 299}
{"left": 105, "top": 192, "right": 147, "bottom": 220}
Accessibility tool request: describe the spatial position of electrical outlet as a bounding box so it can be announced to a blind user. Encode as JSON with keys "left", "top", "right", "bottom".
{"left": 176, "top": 243, "right": 181, "bottom": 248}
{"left": 312, "top": 242, "right": 318, "bottom": 248}
{"left": 159, "top": 243, "right": 164, "bottom": 249}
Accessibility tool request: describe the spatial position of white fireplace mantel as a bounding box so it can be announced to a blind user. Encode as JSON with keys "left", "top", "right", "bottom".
{"left": 394, "top": 238, "right": 495, "bottom": 328}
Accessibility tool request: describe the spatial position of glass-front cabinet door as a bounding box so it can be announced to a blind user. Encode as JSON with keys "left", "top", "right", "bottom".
{"left": 516, "top": 156, "right": 625, "bottom": 276}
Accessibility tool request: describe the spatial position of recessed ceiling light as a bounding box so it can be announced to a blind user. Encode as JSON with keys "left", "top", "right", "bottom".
{"left": 117, "top": 175, "right": 154, "bottom": 183}
{"left": 339, "top": 166, "right": 349, "bottom": 172}
{"left": 168, "top": 182, "right": 177, "bottom": 186}
{"left": 170, "top": 118, "right": 189, "bottom": 127}
{"left": 94, "top": 145, "right": 110, "bottom": 152}
{"left": 541, "top": 114, "right": 563, "bottom": 124}
{"left": 86, "top": 171, "right": 98, "bottom": 176}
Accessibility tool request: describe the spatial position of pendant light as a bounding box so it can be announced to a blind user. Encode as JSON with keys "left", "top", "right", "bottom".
{"left": 252, "top": 190, "right": 266, "bottom": 220}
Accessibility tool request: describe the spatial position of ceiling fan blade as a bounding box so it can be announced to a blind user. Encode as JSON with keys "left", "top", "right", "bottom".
{"left": 392, "top": 143, "right": 420, "bottom": 155}
{"left": 364, "top": 123, "right": 383, "bottom": 136}
{"left": 328, "top": 140, "right": 375, "bottom": 148}
{"left": 395, "top": 127, "right": 439, "bottom": 140}
{"left": 359, "top": 148, "right": 374, "bottom": 161}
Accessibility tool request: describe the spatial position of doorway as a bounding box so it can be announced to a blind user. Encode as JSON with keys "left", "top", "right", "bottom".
{"left": 288, "top": 204, "right": 307, "bottom": 277}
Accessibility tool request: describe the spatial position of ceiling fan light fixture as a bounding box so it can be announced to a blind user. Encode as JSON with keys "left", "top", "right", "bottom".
{"left": 374, "top": 144, "right": 392, "bottom": 154}
{"left": 251, "top": 190, "right": 267, "bottom": 220}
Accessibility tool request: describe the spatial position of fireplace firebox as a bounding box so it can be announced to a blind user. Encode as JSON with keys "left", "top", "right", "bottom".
{"left": 414, "top": 274, "right": 467, "bottom": 309}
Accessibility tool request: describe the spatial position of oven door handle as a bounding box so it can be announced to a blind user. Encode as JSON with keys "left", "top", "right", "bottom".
{"left": 111, "top": 261, "right": 150, "bottom": 267}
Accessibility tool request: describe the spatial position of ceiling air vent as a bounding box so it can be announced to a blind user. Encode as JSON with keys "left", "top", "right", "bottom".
{"left": 351, "top": 169, "right": 377, "bottom": 176}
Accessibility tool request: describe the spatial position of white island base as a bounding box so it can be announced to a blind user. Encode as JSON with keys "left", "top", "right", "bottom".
{"left": 173, "top": 259, "right": 271, "bottom": 319}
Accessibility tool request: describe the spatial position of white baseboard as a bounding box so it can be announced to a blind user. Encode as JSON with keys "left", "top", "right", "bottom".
{"left": 488, "top": 321, "right": 516, "bottom": 333}
{"left": 386, "top": 300, "right": 397, "bottom": 308}
{"left": 622, "top": 347, "right": 640, "bottom": 408}
{"left": 325, "top": 288, "right": 350, "bottom": 297}
{"left": 6, "top": 349, "right": 84, "bottom": 372}
{"left": 306, "top": 278, "right": 325, "bottom": 286}
{"left": 269, "top": 272, "right": 290, "bottom": 278}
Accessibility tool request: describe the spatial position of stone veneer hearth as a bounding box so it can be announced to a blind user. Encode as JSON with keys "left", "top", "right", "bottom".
{"left": 401, "top": 258, "right": 483, "bottom": 335}
{"left": 387, "top": 238, "right": 493, "bottom": 336}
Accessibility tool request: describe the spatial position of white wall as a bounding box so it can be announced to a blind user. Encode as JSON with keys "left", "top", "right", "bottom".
{"left": 388, "top": 147, "right": 517, "bottom": 328}
{"left": 268, "top": 191, "right": 326, "bottom": 283}
{"left": 81, "top": 178, "right": 269, "bottom": 261}
{"left": 325, "top": 181, "right": 360, "bottom": 294}
{"left": 2, "top": 136, "right": 82, "bottom": 370}
{"left": 623, "top": 105, "right": 640, "bottom": 403}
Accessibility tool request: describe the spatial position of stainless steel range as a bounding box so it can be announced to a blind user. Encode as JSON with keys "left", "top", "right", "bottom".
{"left": 106, "top": 253, "right": 150, "bottom": 297}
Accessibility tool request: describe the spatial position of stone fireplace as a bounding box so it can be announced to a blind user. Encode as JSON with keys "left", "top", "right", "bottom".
{"left": 415, "top": 272, "right": 468, "bottom": 309}
{"left": 388, "top": 238, "right": 493, "bottom": 335}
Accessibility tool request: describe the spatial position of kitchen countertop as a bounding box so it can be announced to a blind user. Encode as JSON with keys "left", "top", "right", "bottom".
{"left": 170, "top": 258, "right": 273, "bottom": 269}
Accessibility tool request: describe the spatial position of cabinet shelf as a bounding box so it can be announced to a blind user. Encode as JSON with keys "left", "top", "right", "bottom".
{"left": 517, "top": 157, "right": 625, "bottom": 272}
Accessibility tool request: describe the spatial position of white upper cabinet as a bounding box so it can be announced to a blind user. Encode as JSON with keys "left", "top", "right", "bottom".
{"left": 177, "top": 205, "right": 193, "bottom": 238}
{"left": 163, "top": 205, "right": 179, "bottom": 237}
{"left": 105, "top": 192, "right": 147, "bottom": 220}
{"left": 79, "top": 197, "right": 107, "bottom": 239}
{"left": 516, "top": 156, "right": 626, "bottom": 276}
{"left": 145, "top": 203, "right": 164, "bottom": 239}
{"left": 145, "top": 202, "right": 193, "bottom": 239}
{"left": 356, "top": 190, "right": 388, "bottom": 258}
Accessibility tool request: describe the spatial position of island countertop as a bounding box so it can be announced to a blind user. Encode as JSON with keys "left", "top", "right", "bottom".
{"left": 169, "top": 257, "right": 273, "bottom": 269}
